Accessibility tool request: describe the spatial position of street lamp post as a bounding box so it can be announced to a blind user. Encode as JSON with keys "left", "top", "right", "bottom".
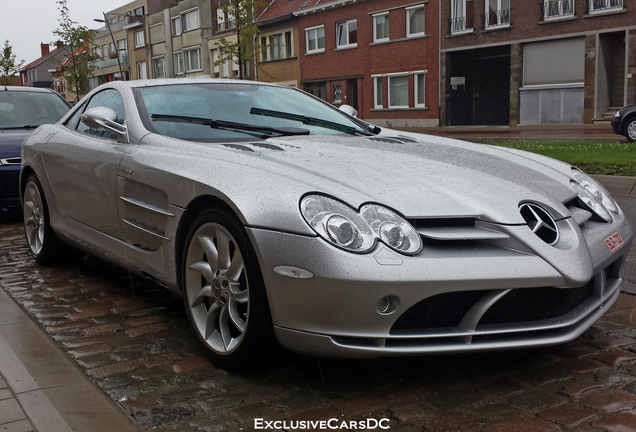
{"left": 94, "top": 13, "right": 125, "bottom": 81}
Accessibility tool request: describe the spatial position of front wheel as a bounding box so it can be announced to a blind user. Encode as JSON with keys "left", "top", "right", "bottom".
{"left": 182, "top": 209, "right": 273, "bottom": 370}
{"left": 625, "top": 118, "right": 636, "bottom": 143}
{"left": 22, "top": 174, "right": 61, "bottom": 264}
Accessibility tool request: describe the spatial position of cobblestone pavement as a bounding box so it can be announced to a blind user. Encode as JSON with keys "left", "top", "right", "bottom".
{"left": 3, "top": 214, "right": 636, "bottom": 432}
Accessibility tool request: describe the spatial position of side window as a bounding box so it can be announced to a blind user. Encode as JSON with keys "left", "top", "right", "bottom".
{"left": 77, "top": 89, "right": 126, "bottom": 140}
{"left": 65, "top": 103, "right": 86, "bottom": 130}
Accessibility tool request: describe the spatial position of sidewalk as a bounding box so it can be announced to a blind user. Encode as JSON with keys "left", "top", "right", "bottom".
{"left": 0, "top": 285, "right": 138, "bottom": 432}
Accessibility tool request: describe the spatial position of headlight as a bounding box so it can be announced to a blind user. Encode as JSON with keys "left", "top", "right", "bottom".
{"left": 572, "top": 168, "right": 618, "bottom": 215}
{"left": 614, "top": 111, "right": 621, "bottom": 118}
{"left": 301, "top": 195, "right": 422, "bottom": 255}
{"left": 571, "top": 182, "right": 612, "bottom": 223}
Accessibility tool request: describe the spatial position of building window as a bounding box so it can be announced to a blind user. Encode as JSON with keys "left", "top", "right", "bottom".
{"left": 485, "top": 0, "right": 510, "bottom": 28}
{"left": 373, "top": 76, "right": 383, "bottom": 109}
{"left": 285, "top": 31, "right": 293, "bottom": 58}
{"left": 137, "top": 61, "right": 147, "bottom": 79}
{"left": 117, "top": 38, "right": 127, "bottom": 55}
{"left": 134, "top": 6, "right": 144, "bottom": 16}
{"left": 451, "top": 0, "right": 474, "bottom": 34}
{"left": 171, "top": 16, "right": 182, "bottom": 36}
{"left": 589, "top": 0, "right": 622, "bottom": 12}
{"left": 336, "top": 19, "right": 357, "bottom": 49}
{"left": 270, "top": 34, "right": 283, "bottom": 60}
{"left": 333, "top": 84, "right": 342, "bottom": 104}
{"left": 373, "top": 13, "right": 389, "bottom": 43}
{"left": 92, "top": 46, "right": 101, "bottom": 58}
{"left": 305, "top": 26, "right": 325, "bottom": 54}
{"left": 173, "top": 52, "right": 184, "bottom": 75}
{"left": 227, "top": 6, "right": 237, "bottom": 28}
{"left": 406, "top": 6, "right": 425, "bottom": 37}
{"left": 306, "top": 82, "right": 327, "bottom": 101}
{"left": 182, "top": 8, "right": 200, "bottom": 32}
{"left": 217, "top": 8, "right": 225, "bottom": 31}
{"left": 414, "top": 72, "right": 426, "bottom": 107}
{"left": 134, "top": 31, "right": 145, "bottom": 48}
{"left": 543, "top": 0, "right": 575, "bottom": 18}
{"left": 388, "top": 74, "right": 409, "bottom": 108}
{"left": 260, "top": 37, "right": 268, "bottom": 61}
{"left": 184, "top": 47, "right": 201, "bottom": 72}
{"left": 152, "top": 57, "right": 165, "bottom": 78}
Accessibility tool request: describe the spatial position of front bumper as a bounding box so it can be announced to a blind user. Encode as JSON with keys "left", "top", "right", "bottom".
{"left": 246, "top": 208, "right": 632, "bottom": 358}
{"left": 0, "top": 167, "right": 21, "bottom": 205}
{"left": 611, "top": 116, "right": 622, "bottom": 135}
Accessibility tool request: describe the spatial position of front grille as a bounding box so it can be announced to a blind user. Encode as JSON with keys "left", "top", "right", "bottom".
{"left": 392, "top": 290, "right": 489, "bottom": 331}
{"left": 478, "top": 281, "right": 594, "bottom": 325}
{"left": 391, "top": 283, "right": 594, "bottom": 334}
{"left": 0, "top": 157, "right": 21, "bottom": 166}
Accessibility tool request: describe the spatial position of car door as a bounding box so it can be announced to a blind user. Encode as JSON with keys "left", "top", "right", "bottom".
{"left": 42, "top": 88, "right": 130, "bottom": 239}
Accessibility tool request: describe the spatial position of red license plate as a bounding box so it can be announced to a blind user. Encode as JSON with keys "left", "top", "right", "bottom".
{"left": 604, "top": 231, "right": 624, "bottom": 254}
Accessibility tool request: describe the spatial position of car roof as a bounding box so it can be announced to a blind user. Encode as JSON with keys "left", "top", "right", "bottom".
{"left": 1, "top": 86, "right": 58, "bottom": 94}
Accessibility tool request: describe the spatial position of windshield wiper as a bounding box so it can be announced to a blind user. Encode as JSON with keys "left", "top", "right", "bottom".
{"left": 0, "top": 125, "right": 40, "bottom": 130}
{"left": 250, "top": 107, "right": 372, "bottom": 136}
{"left": 151, "top": 114, "right": 310, "bottom": 138}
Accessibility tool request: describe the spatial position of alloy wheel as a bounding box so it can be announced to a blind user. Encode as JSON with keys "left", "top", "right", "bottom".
{"left": 23, "top": 181, "right": 46, "bottom": 256}
{"left": 184, "top": 223, "right": 249, "bottom": 355}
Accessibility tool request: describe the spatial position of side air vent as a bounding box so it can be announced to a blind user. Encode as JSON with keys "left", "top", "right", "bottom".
{"left": 368, "top": 136, "right": 418, "bottom": 144}
{"left": 250, "top": 143, "right": 284, "bottom": 151}
{"left": 519, "top": 203, "right": 559, "bottom": 245}
{"left": 223, "top": 144, "right": 255, "bottom": 152}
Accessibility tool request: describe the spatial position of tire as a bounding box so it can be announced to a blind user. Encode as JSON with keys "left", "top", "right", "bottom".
{"left": 181, "top": 208, "right": 273, "bottom": 370}
{"left": 22, "top": 174, "right": 62, "bottom": 264}
{"left": 625, "top": 117, "right": 636, "bottom": 143}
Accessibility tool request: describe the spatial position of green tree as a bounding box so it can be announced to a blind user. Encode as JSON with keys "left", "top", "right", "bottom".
{"left": 213, "top": 0, "right": 270, "bottom": 80}
{"left": 53, "top": 0, "right": 99, "bottom": 98}
{"left": 0, "top": 40, "right": 24, "bottom": 86}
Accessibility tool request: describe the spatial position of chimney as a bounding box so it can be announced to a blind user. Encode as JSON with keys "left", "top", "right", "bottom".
{"left": 56, "top": 41, "right": 64, "bottom": 50}
{"left": 40, "top": 43, "right": 50, "bottom": 56}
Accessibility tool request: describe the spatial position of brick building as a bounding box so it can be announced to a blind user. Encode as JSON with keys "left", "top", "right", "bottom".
{"left": 255, "top": 0, "right": 304, "bottom": 87}
{"left": 294, "top": 0, "right": 440, "bottom": 128}
{"left": 441, "top": 0, "right": 636, "bottom": 126}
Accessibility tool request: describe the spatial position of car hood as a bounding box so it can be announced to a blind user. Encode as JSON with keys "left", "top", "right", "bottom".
{"left": 228, "top": 132, "right": 577, "bottom": 225}
{"left": 0, "top": 129, "right": 31, "bottom": 159}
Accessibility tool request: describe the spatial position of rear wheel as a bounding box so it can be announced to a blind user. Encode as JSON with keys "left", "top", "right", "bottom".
{"left": 22, "top": 174, "right": 61, "bottom": 264}
{"left": 182, "top": 209, "right": 273, "bottom": 370}
{"left": 625, "top": 118, "right": 636, "bottom": 143}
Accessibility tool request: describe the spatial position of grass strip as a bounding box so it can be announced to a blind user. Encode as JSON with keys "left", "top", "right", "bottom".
{"left": 488, "top": 141, "right": 636, "bottom": 176}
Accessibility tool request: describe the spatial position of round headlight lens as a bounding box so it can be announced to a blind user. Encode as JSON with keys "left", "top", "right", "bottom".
{"left": 361, "top": 204, "right": 422, "bottom": 255}
{"left": 572, "top": 169, "right": 618, "bottom": 214}
{"left": 300, "top": 195, "right": 375, "bottom": 253}
{"left": 326, "top": 215, "right": 358, "bottom": 247}
{"left": 572, "top": 182, "right": 612, "bottom": 223}
{"left": 380, "top": 222, "right": 406, "bottom": 249}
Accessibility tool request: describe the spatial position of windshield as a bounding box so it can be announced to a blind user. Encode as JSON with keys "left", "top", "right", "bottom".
{"left": 134, "top": 83, "right": 367, "bottom": 141}
{"left": 0, "top": 91, "right": 70, "bottom": 129}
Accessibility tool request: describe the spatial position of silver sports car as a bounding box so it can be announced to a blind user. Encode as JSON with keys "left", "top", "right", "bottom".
{"left": 21, "top": 79, "right": 633, "bottom": 369}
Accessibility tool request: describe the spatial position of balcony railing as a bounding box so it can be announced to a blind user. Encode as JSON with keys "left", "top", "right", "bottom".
{"left": 485, "top": 8, "right": 511, "bottom": 27}
{"left": 91, "top": 52, "right": 129, "bottom": 70}
{"left": 589, "top": 0, "right": 623, "bottom": 12}
{"left": 450, "top": 15, "right": 474, "bottom": 33}
{"left": 543, "top": 0, "right": 575, "bottom": 19}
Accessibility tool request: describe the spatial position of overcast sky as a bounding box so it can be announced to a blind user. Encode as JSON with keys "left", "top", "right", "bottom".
{"left": 3, "top": 0, "right": 134, "bottom": 66}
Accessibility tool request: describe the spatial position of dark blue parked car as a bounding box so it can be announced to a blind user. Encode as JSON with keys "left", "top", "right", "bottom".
{"left": 0, "top": 86, "right": 70, "bottom": 207}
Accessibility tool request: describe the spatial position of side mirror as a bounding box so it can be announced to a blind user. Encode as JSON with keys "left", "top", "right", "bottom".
{"left": 339, "top": 104, "right": 358, "bottom": 118}
{"left": 80, "top": 107, "right": 127, "bottom": 141}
